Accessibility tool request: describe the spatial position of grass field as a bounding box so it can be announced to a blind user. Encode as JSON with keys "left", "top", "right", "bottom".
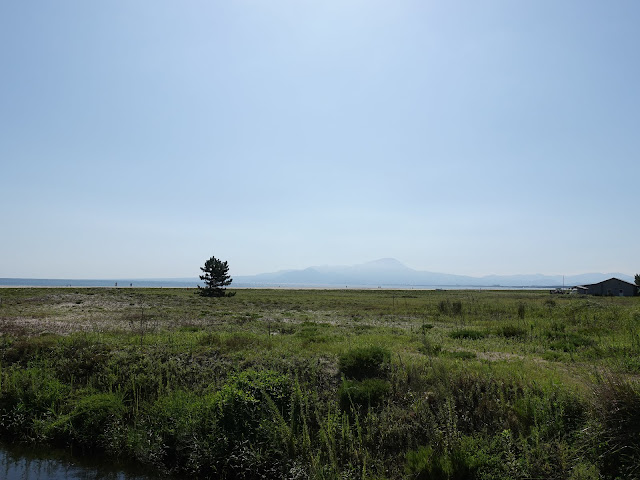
{"left": 0, "top": 287, "right": 639, "bottom": 479}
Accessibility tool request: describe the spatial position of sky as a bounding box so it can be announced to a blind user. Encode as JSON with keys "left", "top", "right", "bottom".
{"left": 1, "top": 1, "right": 639, "bottom": 279}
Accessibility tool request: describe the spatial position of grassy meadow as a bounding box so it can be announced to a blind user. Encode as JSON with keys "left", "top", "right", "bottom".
{"left": 0, "top": 287, "right": 639, "bottom": 479}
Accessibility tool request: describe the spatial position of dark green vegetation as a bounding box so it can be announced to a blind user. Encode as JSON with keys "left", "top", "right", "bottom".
{"left": 198, "top": 255, "right": 234, "bottom": 297}
{"left": 0, "top": 288, "right": 639, "bottom": 479}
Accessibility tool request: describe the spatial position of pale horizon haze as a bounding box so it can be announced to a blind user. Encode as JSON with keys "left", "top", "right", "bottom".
{"left": 1, "top": 1, "right": 638, "bottom": 279}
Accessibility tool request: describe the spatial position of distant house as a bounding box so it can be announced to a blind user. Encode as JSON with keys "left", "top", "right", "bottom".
{"left": 577, "top": 278, "right": 638, "bottom": 297}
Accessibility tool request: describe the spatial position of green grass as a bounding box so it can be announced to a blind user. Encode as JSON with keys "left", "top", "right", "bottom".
{"left": 0, "top": 287, "right": 639, "bottom": 478}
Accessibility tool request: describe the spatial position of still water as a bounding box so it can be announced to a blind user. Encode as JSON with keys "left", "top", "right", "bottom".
{"left": 0, "top": 442, "right": 165, "bottom": 480}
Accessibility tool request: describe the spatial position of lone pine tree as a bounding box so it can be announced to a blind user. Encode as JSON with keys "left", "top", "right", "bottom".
{"left": 198, "top": 256, "right": 234, "bottom": 297}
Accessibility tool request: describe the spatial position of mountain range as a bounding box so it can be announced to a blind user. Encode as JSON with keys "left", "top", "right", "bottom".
{"left": 234, "top": 258, "right": 635, "bottom": 288}
{"left": 1, "top": 259, "right": 633, "bottom": 288}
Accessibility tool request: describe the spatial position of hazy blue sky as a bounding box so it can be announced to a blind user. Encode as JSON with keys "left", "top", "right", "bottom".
{"left": 1, "top": 1, "right": 638, "bottom": 278}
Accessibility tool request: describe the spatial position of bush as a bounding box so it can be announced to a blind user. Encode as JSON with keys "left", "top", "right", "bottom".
{"left": 338, "top": 346, "right": 390, "bottom": 380}
{"left": 142, "top": 369, "right": 295, "bottom": 477}
{"left": 296, "top": 324, "right": 329, "bottom": 345}
{"left": 2, "top": 336, "right": 57, "bottom": 365}
{"left": 210, "top": 369, "right": 292, "bottom": 440}
{"left": 144, "top": 390, "right": 208, "bottom": 469}
{"left": 449, "top": 329, "right": 486, "bottom": 340}
{"left": 438, "top": 300, "right": 450, "bottom": 314}
{"left": 548, "top": 333, "right": 594, "bottom": 352}
{"left": 451, "top": 300, "right": 463, "bottom": 316}
{"left": 446, "top": 350, "right": 476, "bottom": 360}
{"left": 438, "top": 300, "right": 463, "bottom": 316}
{"left": 0, "top": 367, "right": 68, "bottom": 415}
{"left": 339, "top": 378, "right": 390, "bottom": 411}
{"left": 68, "top": 392, "right": 126, "bottom": 449}
{"left": 497, "top": 324, "right": 528, "bottom": 339}
{"left": 421, "top": 323, "right": 434, "bottom": 333}
{"left": 0, "top": 367, "right": 69, "bottom": 437}
{"left": 55, "top": 336, "right": 110, "bottom": 386}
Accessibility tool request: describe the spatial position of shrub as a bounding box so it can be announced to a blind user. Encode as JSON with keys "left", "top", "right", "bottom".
{"left": 2, "top": 336, "right": 57, "bottom": 365}
{"left": 438, "top": 300, "right": 450, "bottom": 314}
{"left": 446, "top": 350, "right": 476, "bottom": 360}
{"left": 421, "top": 323, "right": 434, "bottom": 333}
{"left": 451, "top": 300, "right": 463, "bottom": 316}
{"left": 205, "top": 369, "right": 294, "bottom": 476}
{"left": 0, "top": 367, "right": 68, "bottom": 415}
{"left": 55, "top": 337, "right": 110, "bottom": 386}
{"left": 68, "top": 392, "right": 126, "bottom": 449}
{"left": 338, "top": 378, "right": 390, "bottom": 411}
{"left": 141, "top": 369, "right": 295, "bottom": 476}
{"left": 210, "top": 369, "right": 292, "bottom": 440}
{"left": 497, "top": 324, "right": 527, "bottom": 339}
{"left": 144, "top": 390, "right": 207, "bottom": 468}
{"left": 548, "top": 333, "right": 594, "bottom": 352}
{"left": 338, "top": 346, "right": 390, "bottom": 380}
{"left": 438, "top": 300, "right": 463, "bottom": 316}
{"left": 449, "top": 329, "right": 486, "bottom": 340}
{"left": 296, "top": 324, "right": 329, "bottom": 345}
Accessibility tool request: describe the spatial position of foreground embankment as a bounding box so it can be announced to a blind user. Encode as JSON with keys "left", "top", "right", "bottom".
{"left": 0, "top": 288, "right": 638, "bottom": 479}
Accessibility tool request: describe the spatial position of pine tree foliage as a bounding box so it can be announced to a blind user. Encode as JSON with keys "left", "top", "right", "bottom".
{"left": 198, "top": 256, "right": 234, "bottom": 297}
{"left": 635, "top": 273, "right": 640, "bottom": 287}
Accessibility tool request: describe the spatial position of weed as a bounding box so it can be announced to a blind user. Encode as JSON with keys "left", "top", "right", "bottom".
{"left": 419, "top": 337, "right": 442, "bottom": 356}
{"left": 338, "top": 378, "right": 390, "bottom": 411}
{"left": 593, "top": 376, "right": 640, "bottom": 479}
{"left": 339, "top": 346, "right": 390, "bottom": 380}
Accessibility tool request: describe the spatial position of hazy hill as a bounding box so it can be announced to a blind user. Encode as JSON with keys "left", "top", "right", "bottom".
{"left": 234, "top": 258, "right": 634, "bottom": 287}
{"left": 1, "top": 260, "right": 632, "bottom": 288}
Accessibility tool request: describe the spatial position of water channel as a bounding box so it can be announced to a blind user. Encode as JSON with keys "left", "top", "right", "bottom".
{"left": 0, "top": 442, "right": 167, "bottom": 480}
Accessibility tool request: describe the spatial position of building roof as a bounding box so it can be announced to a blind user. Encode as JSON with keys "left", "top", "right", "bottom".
{"left": 579, "top": 277, "right": 637, "bottom": 288}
